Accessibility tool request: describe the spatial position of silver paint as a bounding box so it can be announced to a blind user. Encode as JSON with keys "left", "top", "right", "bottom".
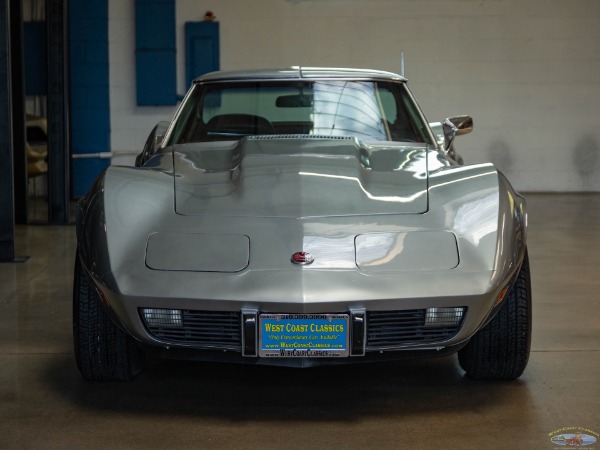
{"left": 76, "top": 68, "right": 527, "bottom": 365}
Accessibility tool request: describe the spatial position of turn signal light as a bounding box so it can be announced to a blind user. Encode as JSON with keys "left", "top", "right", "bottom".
{"left": 495, "top": 286, "right": 509, "bottom": 306}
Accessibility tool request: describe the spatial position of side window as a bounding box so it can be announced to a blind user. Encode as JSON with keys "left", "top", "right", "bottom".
{"left": 378, "top": 84, "right": 433, "bottom": 144}
{"left": 399, "top": 86, "right": 434, "bottom": 144}
{"left": 167, "top": 87, "right": 203, "bottom": 145}
{"left": 378, "top": 85, "right": 418, "bottom": 142}
{"left": 378, "top": 89, "right": 398, "bottom": 124}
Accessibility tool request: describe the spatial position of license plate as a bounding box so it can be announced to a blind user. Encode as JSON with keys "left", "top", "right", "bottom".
{"left": 259, "top": 314, "right": 349, "bottom": 358}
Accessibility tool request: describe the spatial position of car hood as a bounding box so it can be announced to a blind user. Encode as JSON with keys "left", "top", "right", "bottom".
{"left": 173, "top": 137, "right": 429, "bottom": 218}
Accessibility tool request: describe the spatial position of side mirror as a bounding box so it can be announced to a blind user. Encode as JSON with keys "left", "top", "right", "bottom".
{"left": 135, "top": 121, "right": 170, "bottom": 167}
{"left": 442, "top": 115, "right": 473, "bottom": 150}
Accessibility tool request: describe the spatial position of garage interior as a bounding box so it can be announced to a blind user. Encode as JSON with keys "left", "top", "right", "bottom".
{"left": 1, "top": 0, "right": 599, "bottom": 448}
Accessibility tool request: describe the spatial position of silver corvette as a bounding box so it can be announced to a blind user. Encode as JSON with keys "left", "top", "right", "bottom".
{"left": 74, "top": 67, "right": 531, "bottom": 381}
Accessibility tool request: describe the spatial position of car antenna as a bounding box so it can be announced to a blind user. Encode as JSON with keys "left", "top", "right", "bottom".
{"left": 401, "top": 51, "right": 405, "bottom": 79}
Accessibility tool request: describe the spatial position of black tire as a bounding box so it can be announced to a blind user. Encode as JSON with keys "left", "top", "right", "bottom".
{"left": 73, "top": 251, "right": 143, "bottom": 381}
{"left": 458, "top": 250, "right": 532, "bottom": 380}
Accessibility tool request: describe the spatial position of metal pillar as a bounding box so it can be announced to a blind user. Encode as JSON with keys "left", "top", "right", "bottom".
{"left": 0, "top": 0, "right": 15, "bottom": 261}
{"left": 10, "top": 0, "right": 27, "bottom": 224}
{"left": 46, "top": 0, "right": 69, "bottom": 223}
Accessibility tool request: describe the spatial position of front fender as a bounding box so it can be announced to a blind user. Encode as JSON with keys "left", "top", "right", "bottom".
{"left": 495, "top": 171, "right": 528, "bottom": 280}
{"left": 76, "top": 154, "right": 175, "bottom": 327}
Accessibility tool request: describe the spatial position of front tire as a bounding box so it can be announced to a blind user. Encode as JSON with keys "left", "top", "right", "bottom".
{"left": 73, "top": 251, "right": 143, "bottom": 381}
{"left": 458, "top": 250, "right": 532, "bottom": 380}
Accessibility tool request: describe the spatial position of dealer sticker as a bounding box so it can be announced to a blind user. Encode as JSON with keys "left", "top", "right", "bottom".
{"left": 259, "top": 314, "right": 349, "bottom": 357}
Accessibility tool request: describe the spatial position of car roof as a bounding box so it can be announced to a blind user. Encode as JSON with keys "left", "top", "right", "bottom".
{"left": 194, "top": 67, "right": 406, "bottom": 83}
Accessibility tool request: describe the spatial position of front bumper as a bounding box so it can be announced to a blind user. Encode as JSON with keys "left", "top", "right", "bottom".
{"left": 88, "top": 264, "right": 509, "bottom": 367}
{"left": 139, "top": 341, "right": 469, "bottom": 368}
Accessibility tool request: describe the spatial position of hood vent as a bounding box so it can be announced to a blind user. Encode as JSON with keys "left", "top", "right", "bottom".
{"left": 247, "top": 134, "right": 354, "bottom": 141}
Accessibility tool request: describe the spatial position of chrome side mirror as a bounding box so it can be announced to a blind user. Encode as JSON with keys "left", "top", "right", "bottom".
{"left": 443, "top": 115, "right": 473, "bottom": 150}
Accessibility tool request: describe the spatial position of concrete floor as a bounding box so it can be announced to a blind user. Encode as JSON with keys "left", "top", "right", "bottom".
{"left": 1, "top": 193, "right": 599, "bottom": 449}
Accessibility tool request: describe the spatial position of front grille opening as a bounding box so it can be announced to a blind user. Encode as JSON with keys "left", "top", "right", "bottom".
{"left": 139, "top": 307, "right": 465, "bottom": 353}
{"left": 140, "top": 308, "right": 241, "bottom": 351}
{"left": 366, "top": 307, "right": 466, "bottom": 350}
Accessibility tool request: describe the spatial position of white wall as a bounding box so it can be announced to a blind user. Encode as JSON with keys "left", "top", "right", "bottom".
{"left": 109, "top": 0, "right": 600, "bottom": 191}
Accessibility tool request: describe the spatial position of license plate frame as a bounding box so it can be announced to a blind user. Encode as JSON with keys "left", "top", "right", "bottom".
{"left": 258, "top": 313, "right": 350, "bottom": 358}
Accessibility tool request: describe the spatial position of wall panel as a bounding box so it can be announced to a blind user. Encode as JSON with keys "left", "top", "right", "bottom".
{"left": 109, "top": 0, "right": 600, "bottom": 191}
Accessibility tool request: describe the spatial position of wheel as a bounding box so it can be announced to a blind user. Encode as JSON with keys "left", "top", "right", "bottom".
{"left": 73, "top": 251, "right": 143, "bottom": 381}
{"left": 458, "top": 250, "right": 532, "bottom": 380}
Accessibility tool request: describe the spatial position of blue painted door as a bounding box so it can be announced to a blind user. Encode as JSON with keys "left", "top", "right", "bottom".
{"left": 185, "top": 21, "right": 219, "bottom": 88}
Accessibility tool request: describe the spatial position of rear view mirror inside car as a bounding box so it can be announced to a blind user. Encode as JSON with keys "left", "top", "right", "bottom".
{"left": 276, "top": 94, "right": 313, "bottom": 107}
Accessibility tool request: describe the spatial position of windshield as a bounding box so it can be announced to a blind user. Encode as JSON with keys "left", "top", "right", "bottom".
{"left": 167, "top": 80, "right": 433, "bottom": 145}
